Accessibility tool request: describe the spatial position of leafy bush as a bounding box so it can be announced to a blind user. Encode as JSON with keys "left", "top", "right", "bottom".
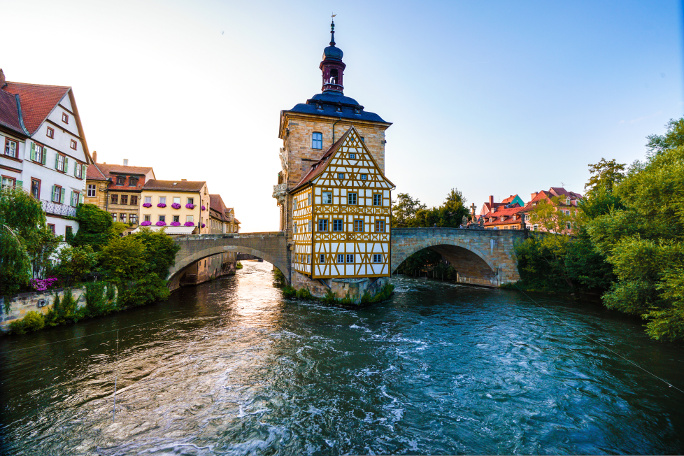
{"left": 45, "top": 289, "right": 80, "bottom": 326}
{"left": 84, "top": 281, "right": 117, "bottom": 317}
{"left": 9, "top": 311, "right": 45, "bottom": 334}
{"left": 295, "top": 288, "right": 313, "bottom": 300}
{"left": 281, "top": 285, "right": 296, "bottom": 298}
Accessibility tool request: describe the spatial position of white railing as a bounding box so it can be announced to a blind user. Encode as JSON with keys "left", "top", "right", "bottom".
{"left": 41, "top": 200, "right": 77, "bottom": 217}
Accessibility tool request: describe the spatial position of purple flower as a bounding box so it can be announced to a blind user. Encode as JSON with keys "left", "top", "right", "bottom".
{"left": 140, "top": 220, "right": 152, "bottom": 226}
{"left": 30, "top": 277, "right": 58, "bottom": 292}
{"left": 156, "top": 221, "right": 167, "bottom": 226}
{"left": 170, "top": 221, "right": 181, "bottom": 226}
{"left": 184, "top": 221, "right": 195, "bottom": 227}
{"left": 201, "top": 205, "right": 206, "bottom": 210}
{"left": 142, "top": 202, "right": 152, "bottom": 208}
{"left": 185, "top": 203, "right": 195, "bottom": 209}
{"left": 157, "top": 203, "right": 167, "bottom": 208}
{"left": 201, "top": 223, "right": 206, "bottom": 228}
{"left": 171, "top": 203, "right": 181, "bottom": 209}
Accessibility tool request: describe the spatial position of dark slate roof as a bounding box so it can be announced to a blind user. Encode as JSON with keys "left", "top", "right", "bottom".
{"left": 286, "top": 90, "right": 388, "bottom": 123}
{"left": 0, "top": 90, "right": 27, "bottom": 136}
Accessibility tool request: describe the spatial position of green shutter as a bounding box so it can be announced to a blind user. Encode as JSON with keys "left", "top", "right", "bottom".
{"left": 41, "top": 147, "right": 46, "bottom": 164}
{"left": 30, "top": 143, "right": 35, "bottom": 161}
{"left": 79, "top": 193, "right": 84, "bottom": 204}
{"left": 74, "top": 161, "right": 78, "bottom": 177}
{"left": 55, "top": 153, "right": 59, "bottom": 169}
{"left": 52, "top": 185, "right": 57, "bottom": 202}
{"left": 64, "top": 157, "right": 69, "bottom": 172}
{"left": 16, "top": 180, "right": 22, "bottom": 189}
{"left": 60, "top": 187, "right": 66, "bottom": 204}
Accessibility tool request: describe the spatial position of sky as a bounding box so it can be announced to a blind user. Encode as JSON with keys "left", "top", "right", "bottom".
{"left": 2, "top": 0, "right": 682, "bottom": 231}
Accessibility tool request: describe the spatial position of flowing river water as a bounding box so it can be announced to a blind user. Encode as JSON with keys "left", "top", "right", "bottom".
{"left": 1, "top": 261, "right": 683, "bottom": 455}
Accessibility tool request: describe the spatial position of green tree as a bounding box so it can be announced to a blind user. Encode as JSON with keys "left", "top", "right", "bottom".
{"left": 527, "top": 196, "right": 575, "bottom": 234}
{"left": 72, "top": 204, "right": 114, "bottom": 250}
{"left": 391, "top": 193, "right": 426, "bottom": 227}
{"left": 584, "top": 158, "right": 627, "bottom": 194}
{"left": 646, "top": 118, "right": 684, "bottom": 156}
{"left": 53, "top": 245, "right": 97, "bottom": 286}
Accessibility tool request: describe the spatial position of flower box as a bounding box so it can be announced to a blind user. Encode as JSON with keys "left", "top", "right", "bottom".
{"left": 140, "top": 220, "right": 152, "bottom": 226}
{"left": 156, "top": 221, "right": 167, "bottom": 226}
{"left": 184, "top": 221, "right": 195, "bottom": 227}
{"left": 186, "top": 203, "right": 195, "bottom": 209}
{"left": 201, "top": 205, "right": 206, "bottom": 211}
{"left": 142, "top": 203, "right": 152, "bottom": 208}
{"left": 157, "top": 203, "right": 167, "bottom": 208}
{"left": 171, "top": 203, "right": 181, "bottom": 209}
{"left": 201, "top": 223, "right": 206, "bottom": 228}
{"left": 170, "top": 221, "right": 181, "bottom": 226}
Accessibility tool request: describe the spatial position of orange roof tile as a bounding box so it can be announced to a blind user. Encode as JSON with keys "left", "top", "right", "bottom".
{"left": 3, "top": 82, "right": 69, "bottom": 134}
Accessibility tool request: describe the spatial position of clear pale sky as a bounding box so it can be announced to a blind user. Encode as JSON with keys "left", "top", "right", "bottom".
{"left": 2, "top": 0, "right": 681, "bottom": 231}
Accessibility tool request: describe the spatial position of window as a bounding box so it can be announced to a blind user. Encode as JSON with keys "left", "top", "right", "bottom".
{"left": 307, "top": 193, "right": 311, "bottom": 206}
{"left": 130, "top": 214, "right": 138, "bottom": 224}
{"left": 112, "top": 213, "right": 117, "bottom": 222}
{"left": 52, "top": 185, "right": 64, "bottom": 203}
{"left": 333, "top": 219, "right": 343, "bottom": 232}
{"left": 373, "top": 194, "right": 382, "bottom": 206}
{"left": 55, "top": 154, "right": 67, "bottom": 172}
{"left": 186, "top": 215, "right": 194, "bottom": 223}
{"left": 337, "top": 173, "right": 345, "bottom": 180}
{"left": 87, "top": 184, "right": 96, "bottom": 197}
{"left": 74, "top": 162, "right": 84, "bottom": 179}
{"left": 31, "top": 178, "right": 41, "bottom": 199}
{"left": 312, "top": 132, "right": 322, "bottom": 149}
{"left": 111, "top": 194, "right": 118, "bottom": 204}
{"left": 1, "top": 176, "right": 16, "bottom": 189}
{"left": 31, "top": 143, "right": 46, "bottom": 164}
{"left": 373, "top": 254, "right": 383, "bottom": 263}
{"left": 293, "top": 222, "right": 297, "bottom": 233}
{"left": 131, "top": 196, "right": 138, "bottom": 205}
{"left": 347, "top": 193, "right": 357, "bottom": 205}
{"left": 360, "top": 137, "right": 365, "bottom": 143}
{"left": 129, "top": 177, "right": 138, "bottom": 187}
{"left": 308, "top": 220, "right": 312, "bottom": 232}
{"left": 121, "top": 195, "right": 128, "bottom": 205}
{"left": 159, "top": 196, "right": 166, "bottom": 205}
{"left": 62, "top": 112, "right": 69, "bottom": 123}
{"left": 48, "top": 224, "right": 55, "bottom": 234}
{"left": 144, "top": 214, "right": 151, "bottom": 222}
{"left": 159, "top": 215, "right": 165, "bottom": 222}
{"left": 144, "top": 196, "right": 152, "bottom": 204}
{"left": 354, "top": 219, "right": 364, "bottom": 232}
{"left": 322, "top": 191, "right": 332, "bottom": 204}
{"left": 375, "top": 220, "right": 385, "bottom": 233}
{"left": 349, "top": 153, "right": 356, "bottom": 159}
{"left": 4, "top": 139, "right": 17, "bottom": 158}
{"left": 46, "top": 127, "right": 54, "bottom": 139}
{"left": 319, "top": 254, "right": 326, "bottom": 263}
{"left": 70, "top": 139, "right": 77, "bottom": 150}
{"left": 120, "top": 213, "right": 127, "bottom": 223}
{"left": 70, "top": 191, "right": 80, "bottom": 207}
{"left": 318, "top": 219, "right": 328, "bottom": 231}
{"left": 116, "top": 176, "right": 125, "bottom": 185}
{"left": 173, "top": 215, "right": 180, "bottom": 222}
{"left": 293, "top": 199, "right": 298, "bottom": 210}
{"left": 187, "top": 197, "right": 194, "bottom": 205}
{"left": 346, "top": 254, "right": 354, "bottom": 263}
{"left": 173, "top": 197, "right": 181, "bottom": 204}
{"left": 360, "top": 174, "right": 367, "bottom": 180}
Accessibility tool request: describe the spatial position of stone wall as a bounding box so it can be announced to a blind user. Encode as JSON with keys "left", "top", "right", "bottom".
{"left": 0, "top": 287, "right": 87, "bottom": 332}
{"left": 291, "top": 270, "right": 389, "bottom": 303}
{"left": 168, "top": 251, "right": 238, "bottom": 291}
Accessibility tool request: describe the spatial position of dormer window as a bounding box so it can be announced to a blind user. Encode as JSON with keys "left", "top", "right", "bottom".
{"left": 62, "top": 113, "right": 69, "bottom": 124}
{"left": 312, "top": 132, "right": 322, "bottom": 149}
{"left": 47, "top": 127, "right": 54, "bottom": 139}
{"left": 116, "top": 176, "right": 125, "bottom": 185}
{"left": 70, "top": 139, "right": 77, "bottom": 150}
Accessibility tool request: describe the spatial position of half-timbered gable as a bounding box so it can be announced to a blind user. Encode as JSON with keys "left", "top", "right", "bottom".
{"left": 291, "top": 126, "right": 394, "bottom": 279}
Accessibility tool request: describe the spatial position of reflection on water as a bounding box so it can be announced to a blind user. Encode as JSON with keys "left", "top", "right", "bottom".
{"left": 0, "top": 261, "right": 683, "bottom": 455}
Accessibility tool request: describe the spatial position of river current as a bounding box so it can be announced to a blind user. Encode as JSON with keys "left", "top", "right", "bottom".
{"left": 1, "top": 261, "right": 683, "bottom": 455}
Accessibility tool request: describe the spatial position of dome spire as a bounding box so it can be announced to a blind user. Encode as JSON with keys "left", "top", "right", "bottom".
{"left": 330, "top": 13, "right": 336, "bottom": 46}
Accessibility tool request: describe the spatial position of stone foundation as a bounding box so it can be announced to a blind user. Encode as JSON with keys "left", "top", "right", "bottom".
{"left": 0, "top": 287, "right": 87, "bottom": 333}
{"left": 291, "top": 271, "right": 390, "bottom": 304}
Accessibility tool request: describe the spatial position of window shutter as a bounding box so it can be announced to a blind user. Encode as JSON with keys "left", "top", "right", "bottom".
{"left": 64, "top": 157, "right": 69, "bottom": 172}
{"left": 16, "top": 180, "right": 23, "bottom": 189}
{"left": 79, "top": 193, "right": 84, "bottom": 204}
{"left": 70, "top": 190, "right": 74, "bottom": 206}
{"left": 51, "top": 185, "right": 57, "bottom": 201}
{"left": 74, "top": 161, "right": 78, "bottom": 177}
{"left": 55, "top": 153, "right": 59, "bottom": 169}
{"left": 30, "top": 143, "right": 36, "bottom": 161}
{"left": 41, "top": 147, "right": 46, "bottom": 165}
{"left": 60, "top": 187, "right": 66, "bottom": 204}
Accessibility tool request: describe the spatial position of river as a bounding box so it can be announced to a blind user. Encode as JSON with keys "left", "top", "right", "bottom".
{"left": 1, "top": 261, "right": 683, "bottom": 455}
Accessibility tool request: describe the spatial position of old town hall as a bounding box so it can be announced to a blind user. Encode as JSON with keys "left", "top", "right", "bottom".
{"left": 273, "top": 19, "right": 394, "bottom": 300}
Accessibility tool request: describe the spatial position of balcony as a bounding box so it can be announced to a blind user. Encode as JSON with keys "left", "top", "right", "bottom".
{"left": 41, "top": 200, "right": 77, "bottom": 218}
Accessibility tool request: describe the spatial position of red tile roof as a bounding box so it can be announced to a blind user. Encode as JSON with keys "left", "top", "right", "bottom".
{"left": 143, "top": 179, "right": 206, "bottom": 192}
{"left": 97, "top": 163, "right": 155, "bottom": 177}
{"left": 86, "top": 162, "right": 109, "bottom": 181}
{"left": 0, "top": 90, "right": 26, "bottom": 136}
{"left": 3, "top": 82, "right": 69, "bottom": 135}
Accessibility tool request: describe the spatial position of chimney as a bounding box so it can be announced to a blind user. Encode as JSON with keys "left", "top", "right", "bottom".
{"left": 92, "top": 151, "right": 98, "bottom": 163}
{"left": 181, "top": 179, "right": 187, "bottom": 181}
{"left": 123, "top": 159, "right": 128, "bottom": 166}
{"left": 0, "top": 69, "right": 6, "bottom": 89}
{"left": 488, "top": 195, "right": 494, "bottom": 205}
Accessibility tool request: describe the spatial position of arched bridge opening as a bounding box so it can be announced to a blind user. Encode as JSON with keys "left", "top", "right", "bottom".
{"left": 391, "top": 228, "right": 522, "bottom": 287}
{"left": 169, "top": 233, "right": 291, "bottom": 287}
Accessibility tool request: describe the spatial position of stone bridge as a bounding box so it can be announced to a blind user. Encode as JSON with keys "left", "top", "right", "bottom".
{"left": 391, "top": 228, "right": 525, "bottom": 286}
{"left": 169, "top": 232, "right": 290, "bottom": 281}
{"left": 170, "top": 228, "right": 525, "bottom": 287}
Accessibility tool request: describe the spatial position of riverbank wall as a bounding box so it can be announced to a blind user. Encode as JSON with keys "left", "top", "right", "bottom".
{"left": 0, "top": 287, "right": 87, "bottom": 333}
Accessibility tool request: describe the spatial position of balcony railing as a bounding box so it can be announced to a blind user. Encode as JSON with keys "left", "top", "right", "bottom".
{"left": 41, "top": 200, "right": 77, "bottom": 217}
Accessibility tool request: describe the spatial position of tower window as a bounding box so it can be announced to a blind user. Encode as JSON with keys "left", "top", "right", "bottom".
{"left": 312, "top": 132, "right": 322, "bottom": 149}
{"left": 330, "top": 69, "right": 338, "bottom": 84}
{"left": 337, "top": 254, "right": 344, "bottom": 263}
